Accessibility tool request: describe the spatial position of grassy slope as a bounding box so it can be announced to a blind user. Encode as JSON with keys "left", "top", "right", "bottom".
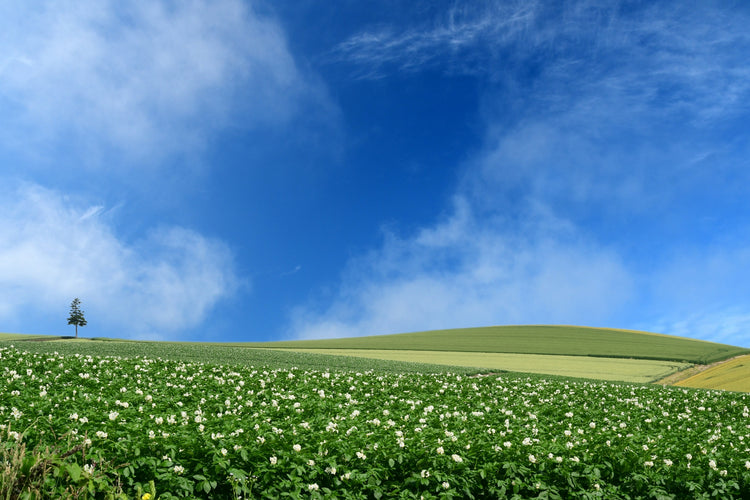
{"left": 0, "top": 333, "right": 48, "bottom": 341}
{"left": 243, "top": 325, "right": 747, "bottom": 364}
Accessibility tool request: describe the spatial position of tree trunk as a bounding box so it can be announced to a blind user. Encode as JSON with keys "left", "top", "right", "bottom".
{"left": 75, "top": 325, "right": 78, "bottom": 338}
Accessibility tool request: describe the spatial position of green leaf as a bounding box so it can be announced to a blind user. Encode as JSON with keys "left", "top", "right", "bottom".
{"left": 67, "top": 463, "right": 82, "bottom": 482}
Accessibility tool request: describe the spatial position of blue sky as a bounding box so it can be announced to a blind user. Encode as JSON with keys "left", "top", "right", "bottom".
{"left": 1, "top": 1, "right": 749, "bottom": 346}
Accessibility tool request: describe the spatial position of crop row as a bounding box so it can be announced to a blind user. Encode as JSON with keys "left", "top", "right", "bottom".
{"left": 1, "top": 345, "right": 750, "bottom": 498}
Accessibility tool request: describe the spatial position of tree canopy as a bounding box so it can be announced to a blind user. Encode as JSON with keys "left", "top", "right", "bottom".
{"left": 67, "top": 298, "right": 87, "bottom": 338}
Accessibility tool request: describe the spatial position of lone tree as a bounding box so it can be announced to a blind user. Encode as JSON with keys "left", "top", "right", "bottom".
{"left": 67, "top": 298, "right": 87, "bottom": 338}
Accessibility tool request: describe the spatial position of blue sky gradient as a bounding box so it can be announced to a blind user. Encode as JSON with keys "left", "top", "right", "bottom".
{"left": 1, "top": 1, "right": 749, "bottom": 346}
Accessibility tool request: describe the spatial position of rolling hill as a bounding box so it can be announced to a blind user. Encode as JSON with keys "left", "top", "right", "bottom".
{"left": 3, "top": 325, "right": 748, "bottom": 388}
{"left": 245, "top": 325, "right": 747, "bottom": 364}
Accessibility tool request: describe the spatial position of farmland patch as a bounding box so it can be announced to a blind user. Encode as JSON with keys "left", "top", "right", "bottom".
{"left": 1, "top": 345, "right": 749, "bottom": 498}
{"left": 676, "top": 354, "right": 750, "bottom": 392}
{"left": 270, "top": 349, "right": 691, "bottom": 383}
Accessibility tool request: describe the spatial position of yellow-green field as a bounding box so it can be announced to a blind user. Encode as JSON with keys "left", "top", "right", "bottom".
{"left": 675, "top": 354, "right": 750, "bottom": 392}
{"left": 268, "top": 348, "right": 691, "bottom": 383}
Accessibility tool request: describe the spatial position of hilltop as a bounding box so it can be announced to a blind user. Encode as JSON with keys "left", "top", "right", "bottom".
{"left": 245, "top": 325, "right": 747, "bottom": 365}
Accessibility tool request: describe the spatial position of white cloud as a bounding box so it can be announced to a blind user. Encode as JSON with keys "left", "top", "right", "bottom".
{"left": 641, "top": 245, "right": 750, "bottom": 346}
{"left": 649, "top": 310, "right": 750, "bottom": 349}
{"left": 332, "top": 2, "right": 750, "bottom": 121}
{"left": 0, "top": 183, "right": 236, "bottom": 336}
{"left": 328, "top": 2, "right": 538, "bottom": 79}
{"left": 292, "top": 190, "right": 750, "bottom": 345}
{"left": 0, "top": 0, "right": 319, "bottom": 162}
{"left": 292, "top": 197, "right": 634, "bottom": 339}
{"left": 292, "top": 119, "right": 750, "bottom": 343}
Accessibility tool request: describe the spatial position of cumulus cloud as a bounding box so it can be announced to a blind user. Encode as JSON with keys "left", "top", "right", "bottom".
{"left": 0, "top": 183, "right": 236, "bottom": 336}
{"left": 291, "top": 110, "right": 750, "bottom": 343}
{"left": 0, "top": 0, "right": 321, "bottom": 163}
{"left": 291, "top": 114, "right": 750, "bottom": 343}
{"left": 292, "top": 184, "right": 750, "bottom": 345}
{"left": 292, "top": 197, "right": 635, "bottom": 339}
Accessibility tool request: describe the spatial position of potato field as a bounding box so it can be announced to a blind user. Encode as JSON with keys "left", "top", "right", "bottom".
{"left": 1, "top": 344, "right": 750, "bottom": 498}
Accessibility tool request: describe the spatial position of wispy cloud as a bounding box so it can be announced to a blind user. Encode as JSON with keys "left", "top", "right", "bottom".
{"left": 650, "top": 310, "right": 750, "bottom": 348}
{"left": 0, "top": 0, "right": 324, "bottom": 164}
{"left": 331, "top": 2, "right": 750, "bottom": 121}
{"left": 328, "top": 2, "right": 539, "bottom": 79}
{"left": 281, "top": 265, "right": 302, "bottom": 277}
{"left": 642, "top": 245, "right": 750, "bottom": 346}
{"left": 0, "top": 183, "right": 236, "bottom": 337}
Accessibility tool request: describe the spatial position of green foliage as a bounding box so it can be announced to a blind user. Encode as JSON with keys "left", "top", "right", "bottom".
{"left": 246, "top": 325, "right": 749, "bottom": 364}
{"left": 1, "top": 345, "right": 750, "bottom": 498}
{"left": 0, "top": 422, "right": 126, "bottom": 499}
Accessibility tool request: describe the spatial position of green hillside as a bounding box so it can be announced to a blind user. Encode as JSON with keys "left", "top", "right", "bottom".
{"left": 0, "top": 332, "right": 48, "bottom": 341}
{"left": 0, "top": 335, "right": 479, "bottom": 374}
{"left": 245, "top": 325, "right": 747, "bottom": 364}
{"left": 4, "top": 326, "right": 747, "bottom": 381}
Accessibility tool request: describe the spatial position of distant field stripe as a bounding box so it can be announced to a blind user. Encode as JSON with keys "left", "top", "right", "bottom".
{"left": 268, "top": 349, "right": 691, "bottom": 383}
{"left": 675, "top": 354, "right": 750, "bottom": 392}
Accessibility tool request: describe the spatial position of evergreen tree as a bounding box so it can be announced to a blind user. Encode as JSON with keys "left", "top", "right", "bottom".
{"left": 67, "top": 298, "right": 87, "bottom": 338}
